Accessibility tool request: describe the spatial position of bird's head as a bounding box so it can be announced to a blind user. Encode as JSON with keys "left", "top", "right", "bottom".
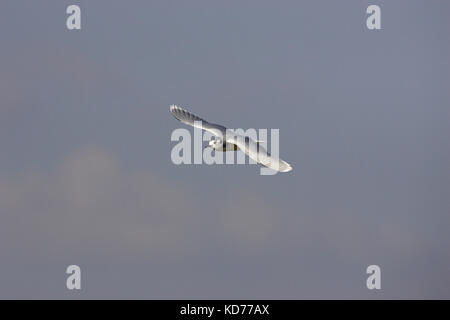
{"left": 207, "top": 138, "right": 222, "bottom": 150}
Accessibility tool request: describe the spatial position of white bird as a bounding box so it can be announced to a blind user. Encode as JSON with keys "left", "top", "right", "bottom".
{"left": 169, "top": 105, "right": 292, "bottom": 172}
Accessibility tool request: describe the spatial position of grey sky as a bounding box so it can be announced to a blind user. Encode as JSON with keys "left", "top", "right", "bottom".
{"left": 0, "top": 0, "right": 449, "bottom": 298}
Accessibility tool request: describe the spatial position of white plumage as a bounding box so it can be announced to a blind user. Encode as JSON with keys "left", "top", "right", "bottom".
{"left": 170, "top": 105, "right": 292, "bottom": 173}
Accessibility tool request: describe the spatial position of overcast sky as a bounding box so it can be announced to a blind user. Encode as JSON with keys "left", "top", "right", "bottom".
{"left": 0, "top": 0, "right": 449, "bottom": 299}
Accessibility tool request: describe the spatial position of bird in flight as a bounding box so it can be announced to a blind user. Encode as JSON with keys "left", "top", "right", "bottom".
{"left": 169, "top": 105, "right": 292, "bottom": 172}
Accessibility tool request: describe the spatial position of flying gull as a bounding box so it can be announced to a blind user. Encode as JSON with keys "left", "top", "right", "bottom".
{"left": 170, "top": 105, "right": 292, "bottom": 172}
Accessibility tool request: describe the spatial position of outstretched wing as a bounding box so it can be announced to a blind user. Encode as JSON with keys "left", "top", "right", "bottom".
{"left": 226, "top": 134, "right": 293, "bottom": 172}
{"left": 170, "top": 105, "right": 226, "bottom": 138}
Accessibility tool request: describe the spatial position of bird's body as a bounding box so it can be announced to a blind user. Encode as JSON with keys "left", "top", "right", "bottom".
{"left": 169, "top": 105, "right": 292, "bottom": 172}
{"left": 210, "top": 141, "right": 239, "bottom": 152}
